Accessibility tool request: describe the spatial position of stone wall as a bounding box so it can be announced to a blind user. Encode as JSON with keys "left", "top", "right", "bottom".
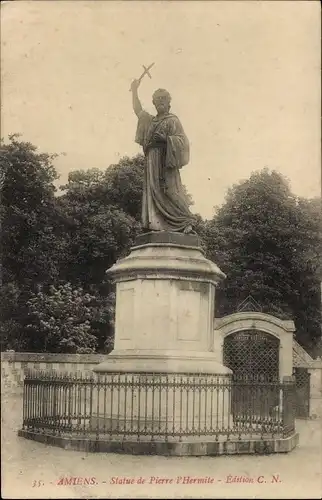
{"left": 1, "top": 352, "right": 105, "bottom": 393}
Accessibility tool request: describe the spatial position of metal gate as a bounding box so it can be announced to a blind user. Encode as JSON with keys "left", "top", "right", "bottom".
{"left": 293, "top": 368, "right": 310, "bottom": 418}
{"left": 224, "top": 330, "right": 280, "bottom": 381}
{"left": 224, "top": 330, "right": 280, "bottom": 418}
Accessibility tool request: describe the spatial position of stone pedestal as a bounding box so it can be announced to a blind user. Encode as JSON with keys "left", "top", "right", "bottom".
{"left": 94, "top": 232, "right": 231, "bottom": 376}
{"left": 93, "top": 232, "right": 232, "bottom": 442}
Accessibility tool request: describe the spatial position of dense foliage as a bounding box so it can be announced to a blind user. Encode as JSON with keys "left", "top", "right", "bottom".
{"left": 0, "top": 137, "right": 142, "bottom": 352}
{"left": 203, "top": 170, "right": 322, "bottom": 351}
{"left": 26, "top": 284, "right": 98, "bottom": 353}
{"left": 1, "top": 136, "right": 321, "bottom": 355}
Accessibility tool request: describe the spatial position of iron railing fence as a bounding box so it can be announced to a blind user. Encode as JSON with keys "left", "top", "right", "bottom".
{"left": 21, "top": 371, "right": 296, "bottom": 442}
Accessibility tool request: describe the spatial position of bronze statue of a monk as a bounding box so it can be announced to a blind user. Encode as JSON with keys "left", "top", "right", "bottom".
{"left": 131, "top": 79, "right": 194, "bottom": 233}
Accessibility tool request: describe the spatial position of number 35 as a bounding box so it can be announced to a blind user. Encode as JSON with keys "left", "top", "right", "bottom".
{"left": 32, "top": 480, "right": 44, "bottom": 488}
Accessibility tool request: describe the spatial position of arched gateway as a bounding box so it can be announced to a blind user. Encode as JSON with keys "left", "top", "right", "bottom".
{"left": 214, "top": 303, "right": 296, "bottom": 418}
{"left": 214, "top": 307, "right": 295, "bottom": 381}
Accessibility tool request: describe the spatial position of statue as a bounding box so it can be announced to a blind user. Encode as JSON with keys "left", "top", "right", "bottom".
{"left": 130, "top": 77, "right": 195, "bottom": 234}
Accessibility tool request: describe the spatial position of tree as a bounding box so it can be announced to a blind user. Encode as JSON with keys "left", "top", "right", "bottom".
{"left": 204, "top": 169, "right": 322, "bottom": 351}
{"left": 0, "top": 135, "right": 63, "bottom": 289}
{"left": 52, "top": 156, "right": 147, "bottom": 351}
{"left": 0, "top": 135, "right": 68, "bottom": 351}
{"left": 57, "top": 155, "right": 146, "bottom": 287}
{"left": 0, "top": 282, "right": 29, "bottom": 351}
{"left": 288, "top": 197, "right": 322, "bottom": 351}
{"left": 60, "top": 154, "right": 145, "bottom": 220}
{"left": 26, "top": 283, "right": 100, "bottom": 353}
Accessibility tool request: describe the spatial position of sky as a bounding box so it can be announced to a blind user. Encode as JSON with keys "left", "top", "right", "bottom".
{"left": 1, "top": 0, "right": 321, "bottom": 218}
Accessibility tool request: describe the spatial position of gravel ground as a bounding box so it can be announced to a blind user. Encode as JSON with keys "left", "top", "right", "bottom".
{"left": 1, "top": 390, "right": 321, "bottom": 499}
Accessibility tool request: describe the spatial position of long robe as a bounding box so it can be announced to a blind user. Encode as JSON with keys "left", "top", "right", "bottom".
{"left": 135, "top": 110, "right": 193, "bottom": 232}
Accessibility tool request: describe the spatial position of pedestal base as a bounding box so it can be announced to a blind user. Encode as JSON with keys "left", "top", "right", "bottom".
{"left": 90, "top": 370, "right": 232, "bottom": 438}
{"left": 94, "top": 349, "right": 232, "bottom": 374}
{"left": 18, "top": 430, "right": 299, "bottom": 456}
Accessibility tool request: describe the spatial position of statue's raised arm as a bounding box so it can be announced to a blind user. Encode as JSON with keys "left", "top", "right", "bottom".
{"left": 130, "top": 79, "right": 143, "bottom": 117}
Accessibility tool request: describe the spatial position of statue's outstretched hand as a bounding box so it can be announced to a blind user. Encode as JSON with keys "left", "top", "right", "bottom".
{"left": 130, "top": 79, "right": 141, "bottom": 92}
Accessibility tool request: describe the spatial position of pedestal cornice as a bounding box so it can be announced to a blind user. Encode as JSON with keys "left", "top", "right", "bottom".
{"left": 106, "top": 231, "right": 226, "bottom": 285}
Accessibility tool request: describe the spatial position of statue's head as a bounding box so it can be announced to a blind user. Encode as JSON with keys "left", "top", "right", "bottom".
{"left": 152, "top": 88, "right": 171, "bottom": 114}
